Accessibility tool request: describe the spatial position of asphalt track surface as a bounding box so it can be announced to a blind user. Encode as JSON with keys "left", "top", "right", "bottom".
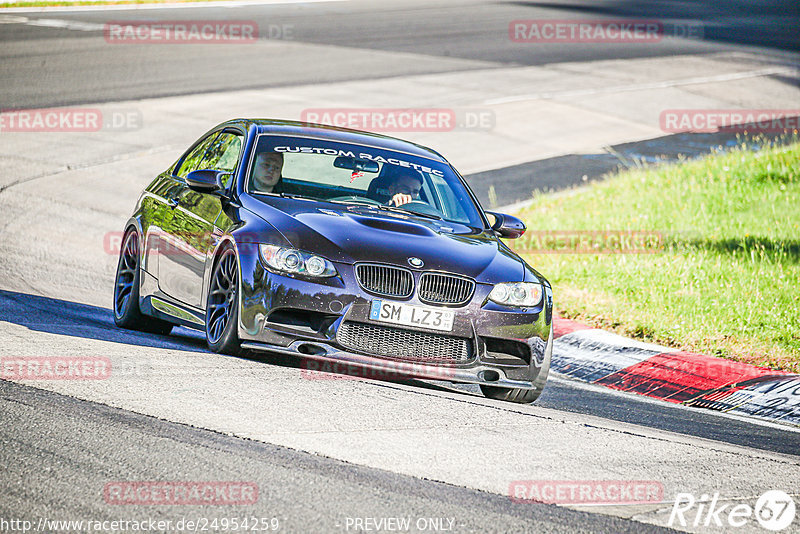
{"left": 1, "top": 378, "right": 676, "bottom": 534}
{"left": 2, "top": 288, "right": 798, "bottom": 458}
{"left": 1, "top": 0, "right": 799, "bottom": 108}
{"left": 1, "top": 1, "right": 800, "bottom": 532}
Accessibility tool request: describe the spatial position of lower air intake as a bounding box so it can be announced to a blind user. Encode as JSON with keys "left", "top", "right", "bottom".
{"left": 337, "top": 321, "right": 473, "bottom": 365}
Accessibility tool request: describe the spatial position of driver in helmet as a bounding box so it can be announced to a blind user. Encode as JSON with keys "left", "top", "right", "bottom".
{"left": 383, "top": 166, "right": 423, "bottom": 207}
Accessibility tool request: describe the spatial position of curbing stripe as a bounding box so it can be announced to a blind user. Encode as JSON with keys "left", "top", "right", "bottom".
{"left": 552, "top": 317, "right": 591, "bottom": 338}
{"left": 595, "top": 351, "right": 784, "bottom": 404}
{"left": 688, "top": 376, "right": 800, "bottom": 425}
{"left": 551, "top": 318, "right": 799, "bottom": 426}
{"left": 552, "top": 333, "right": 659, "bottom": 383}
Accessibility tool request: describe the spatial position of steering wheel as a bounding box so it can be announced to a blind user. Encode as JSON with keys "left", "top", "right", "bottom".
{"left": 395, "top": 200, "right": 430, "bottom": 207}
{"left": 392, "top": 200, "right": 442, "bottom": 217}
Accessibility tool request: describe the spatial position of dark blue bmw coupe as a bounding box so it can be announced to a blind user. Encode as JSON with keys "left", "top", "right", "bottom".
{"left": 113, "top": 119, "right": 552, "bottom": 403}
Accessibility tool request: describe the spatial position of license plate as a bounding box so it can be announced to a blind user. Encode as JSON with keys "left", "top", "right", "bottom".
{"left": 369, "top": 300, "right": 455, "bottom": 332}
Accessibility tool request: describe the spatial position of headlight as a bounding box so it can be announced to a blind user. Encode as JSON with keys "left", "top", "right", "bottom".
{"left": 258, "top": 244, "right": 337, "bottom": 277}
{"left": 488, "top": 282, "right": 542, "bottom": 307}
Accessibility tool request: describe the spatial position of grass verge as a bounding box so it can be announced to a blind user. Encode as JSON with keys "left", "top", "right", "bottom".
{"left": 511, "top": 138, "right": 800, "bottom": 373}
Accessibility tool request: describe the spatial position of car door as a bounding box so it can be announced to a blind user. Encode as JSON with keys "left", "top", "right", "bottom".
{"left": 143, "top": 132, "right": 219, "bottom": 295}
{"left": 157, "top": 130, "right": 243, "bottom": 309}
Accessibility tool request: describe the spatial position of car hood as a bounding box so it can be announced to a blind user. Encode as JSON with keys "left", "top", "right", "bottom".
{"left": 242, "top": 196, "right": 525, "bottom": 283}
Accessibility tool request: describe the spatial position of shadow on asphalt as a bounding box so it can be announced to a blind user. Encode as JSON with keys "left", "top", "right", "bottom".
{"left": 0, "top": 289, "right": 207, "bottom": 353}
{"left": 0, "top": 288, "right": 441, "bottom": 392}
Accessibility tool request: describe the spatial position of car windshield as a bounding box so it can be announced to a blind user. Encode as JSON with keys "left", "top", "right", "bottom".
{"left": 246, "top": 134, "right": 484, "bottom": 227}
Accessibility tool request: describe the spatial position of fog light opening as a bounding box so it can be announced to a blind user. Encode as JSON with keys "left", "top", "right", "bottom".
{"left": 481, "top": 370, "right": 500, "bottom": 382}
{"left": 297, "top": 343, "right": 327, "bottom": 356}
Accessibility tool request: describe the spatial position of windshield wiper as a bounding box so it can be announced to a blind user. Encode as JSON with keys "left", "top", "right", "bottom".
{"left": 252, "top": 191, "right": 314, "bottom": 201}
{"left": 328, "top": 199, "right": 379, "bottom": 207}
{"left": 326, "top": 199, "right": 443, "bottom": 220}
{"left": 376, "top": 204, "right": 443, "bottom": 220}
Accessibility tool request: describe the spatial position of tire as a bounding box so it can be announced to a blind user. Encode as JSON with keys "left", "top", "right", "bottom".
{"left": 113, "top": 229, "right": 173, "bottom": 335}
{"left": 480, "top": 385, "right": 541, "bottom": 404}
{"left": 206, "top": 246, "right": 242, "bottom": 355}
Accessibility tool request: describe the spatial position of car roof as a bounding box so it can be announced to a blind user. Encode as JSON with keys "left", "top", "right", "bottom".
{"left": 224, "top": 119, "right": 448, "bottom": 163}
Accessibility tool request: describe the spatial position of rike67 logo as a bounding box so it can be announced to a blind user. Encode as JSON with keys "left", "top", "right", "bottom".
{"left": 669, "top": 490, "right": 796, "bottom": 531}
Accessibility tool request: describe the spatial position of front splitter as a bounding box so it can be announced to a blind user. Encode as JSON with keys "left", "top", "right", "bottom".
{"left": 241, "top": 340, "right": 538, "bottom": 389}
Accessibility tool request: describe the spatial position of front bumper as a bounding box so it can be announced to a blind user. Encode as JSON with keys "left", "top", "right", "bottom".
{"left": 241, "top": 334, "right": 552, "bottom": 390}
{"left": 237, "top": 250, "right": 552, "bottom": 391}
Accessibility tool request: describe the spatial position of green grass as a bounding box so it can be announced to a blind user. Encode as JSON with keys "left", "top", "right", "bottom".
{"left": 512, "top": 138, "right": 800, "bottom": 373}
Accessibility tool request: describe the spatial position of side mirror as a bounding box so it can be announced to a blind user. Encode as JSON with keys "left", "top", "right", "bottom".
{"left": 486, "top": 211, "right": 526, "bottom": 239}
{"left": 186, "top": 169, "right": 227, "bottom": 193}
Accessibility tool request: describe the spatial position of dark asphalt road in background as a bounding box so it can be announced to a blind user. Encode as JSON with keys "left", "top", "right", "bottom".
{"left": 2, "top": 0, "right": 798, "bottom": 208}
{"left": 1, "top": 0, "right": 798, "bottom": 108}
{"left": 470, "top": 130, "right": 800, "bottom": 207}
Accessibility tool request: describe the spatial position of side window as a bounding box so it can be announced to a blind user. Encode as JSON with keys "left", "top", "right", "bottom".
{"left": 175, "top": 133, "right": 220, "bottom": 178}
{"left": 201, "top": 132, "right": 243, "bottom": 188}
